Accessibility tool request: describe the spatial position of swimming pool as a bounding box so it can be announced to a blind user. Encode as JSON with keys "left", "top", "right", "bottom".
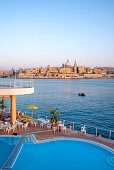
{"left": 12, "top": 138, "right": 114, "bottom": 170}
{"left": 0, "top": 136, "right": 20, "bottom": 169}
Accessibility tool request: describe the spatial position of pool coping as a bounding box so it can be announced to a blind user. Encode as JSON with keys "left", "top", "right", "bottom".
{"left": 0, "top": 135, "right": 114, "bottom": 154}
{"left": 31, "top": 135, "right": 114, "bottom": 154}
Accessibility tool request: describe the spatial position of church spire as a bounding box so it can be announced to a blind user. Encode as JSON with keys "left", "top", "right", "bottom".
{"left": 74, "top": 59, "right": 77, "bottom": 73}
{"left": 74, "top": 59, "right": 77, "bottom": 65}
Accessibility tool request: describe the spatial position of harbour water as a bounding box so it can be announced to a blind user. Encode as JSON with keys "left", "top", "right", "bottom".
{"left": 2, "top": 78, "right": 114, "bottom": 139}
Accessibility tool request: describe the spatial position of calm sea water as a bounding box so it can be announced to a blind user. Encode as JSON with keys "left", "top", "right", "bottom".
{"left": 1, "top": 78, "right": 114, "bottom": 138}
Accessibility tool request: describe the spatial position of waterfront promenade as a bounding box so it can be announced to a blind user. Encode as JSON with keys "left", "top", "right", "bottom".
{"left": 0, "top": 126, "right": 114, "bottom": 149}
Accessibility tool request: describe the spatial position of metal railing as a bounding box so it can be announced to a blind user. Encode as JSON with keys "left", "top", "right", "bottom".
{"left": 0, "top": 80, "right": 34, "bottom": 89}
{"left": 24, "top": 112, "right": 114, "bottom": 140}
{"left": 0, "top": 107, "right": 10, "bottom": 113}
{"left": 1, "top": 135, "right": 25, "bottom": 170}
{"left": 63, "top": 120, "right": 114, "bottom": 140}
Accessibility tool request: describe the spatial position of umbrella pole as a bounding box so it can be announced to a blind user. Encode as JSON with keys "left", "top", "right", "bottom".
{"left": 32, "top": 109, "right": 33, "bottom": 116}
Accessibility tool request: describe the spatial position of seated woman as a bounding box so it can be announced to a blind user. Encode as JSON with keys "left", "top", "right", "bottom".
{"left": 52, "top": 119, "right": 57, "bottom": 133}
{"left": 57, "top": 119, "right": 62, "bottom": 125}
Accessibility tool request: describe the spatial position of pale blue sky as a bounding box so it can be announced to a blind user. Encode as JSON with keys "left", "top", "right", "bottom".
{"left": 0, "top": 0, "right": 114, "bottom": 70}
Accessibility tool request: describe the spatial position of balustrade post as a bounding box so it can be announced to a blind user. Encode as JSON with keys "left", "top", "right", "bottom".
{"left": 109, "top": 130, "right": 111, "bottom": 140}
{"left": 96, "top": 127, "right": 97, "bottom": 136}
{"left": 73, "top": 122, "right": 74, "bottom": 130}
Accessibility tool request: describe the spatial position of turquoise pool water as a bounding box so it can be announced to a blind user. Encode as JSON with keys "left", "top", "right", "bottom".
{"left": 0, "top": 136, "right": 20, "bottom": 169}
{"left": 12, "top": 139, "right": 114, "bottom": 170}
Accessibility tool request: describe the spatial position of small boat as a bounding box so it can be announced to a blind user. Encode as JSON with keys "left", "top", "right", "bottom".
{"left": 78, "top": 93, "right": 86, "bottom": 96}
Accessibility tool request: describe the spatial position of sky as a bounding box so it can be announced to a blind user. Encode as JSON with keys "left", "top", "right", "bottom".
{"left": 0, "top": 0, "right": 114, "bottom": 70}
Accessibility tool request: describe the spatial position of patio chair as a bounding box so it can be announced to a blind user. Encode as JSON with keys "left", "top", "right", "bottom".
{"left": 5, "top": 126, "right": 14, "bottom": 133}
{"left": 22, "top": 122, "right": 28, "bottom": 130}
{"left": 61, "top": 126, "right": 66, "bottom": 132}
{"left": 52, "top": 125, "right": 57, "bottom": 133}
{"left": 81, "top": 125, "right": 86, "bottom": 134}
{"left": 46, "top": 123, "right": 51, "bottom": 130}
{"left": 0, "top": 123, "right": 4, "bottom": 130}
{"left": 40, "top": 122, "right": 44, "bottom": 129}
{"left": 12, "top": 124, "right": 17, "bottom": 131}
{"left": 32, "top": 121, "right": 38, "bottom": 127}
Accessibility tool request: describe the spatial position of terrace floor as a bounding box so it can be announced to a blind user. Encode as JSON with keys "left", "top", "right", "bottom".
{"left": 0, "top": 125, "right": 114, "bottom": 149}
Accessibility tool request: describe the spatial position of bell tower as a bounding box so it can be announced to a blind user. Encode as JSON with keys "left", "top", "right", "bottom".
{"left": 74, "top": 59, "right": 77, "bottom": 73}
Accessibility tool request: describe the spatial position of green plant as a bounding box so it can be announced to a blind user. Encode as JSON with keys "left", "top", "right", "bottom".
{"left": 0, "top": 99, "right": 7, "bottom": 112}
{"left": 49, "top": 108, "right": 61, "bottom": 123}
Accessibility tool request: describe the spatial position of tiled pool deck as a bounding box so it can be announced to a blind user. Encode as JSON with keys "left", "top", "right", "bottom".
{"left": 0, "top": 126, "right": 114, "bottom": 149}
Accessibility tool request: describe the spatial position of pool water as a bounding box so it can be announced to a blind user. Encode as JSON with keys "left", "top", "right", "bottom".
{"left": 0, "top": 137, "right": 20, "bottom": 168}
{"left": 12, "top": 139, "right": 114, "bottom": 170}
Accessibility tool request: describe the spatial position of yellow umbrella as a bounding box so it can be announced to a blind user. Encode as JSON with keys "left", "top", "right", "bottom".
{"left": 26, "top": 106, "right": 39, "bottom": 115}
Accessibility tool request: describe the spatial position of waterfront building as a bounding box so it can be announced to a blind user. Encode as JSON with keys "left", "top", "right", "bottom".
{"left": 78, "top": 66, "right": 87, "bottom": 74}
{"left": 0, "top": 59, "right": 113, "bottom": 79}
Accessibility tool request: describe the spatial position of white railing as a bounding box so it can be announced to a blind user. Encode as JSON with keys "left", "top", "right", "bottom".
{"left": 0, "top": 80, "right": 34, "bottom": 89}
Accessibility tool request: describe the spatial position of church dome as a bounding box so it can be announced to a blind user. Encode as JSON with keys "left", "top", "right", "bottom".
{"left": 65, "top": 60, "right": 72, "bottom": 68}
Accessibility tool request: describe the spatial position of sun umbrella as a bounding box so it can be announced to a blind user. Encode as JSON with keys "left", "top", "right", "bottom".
{"left": 26, "top": 106, "right": 39, "bottom": 115}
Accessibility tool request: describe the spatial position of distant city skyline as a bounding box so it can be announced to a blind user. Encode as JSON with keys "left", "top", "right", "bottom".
{"left": 0, "top": 0, "right": 114, "bottom": 70}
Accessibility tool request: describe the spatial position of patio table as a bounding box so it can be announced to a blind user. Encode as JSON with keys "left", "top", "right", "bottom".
{"left": 16, "top": 122, "right": 23, "bottom": 129}
{"left": 37, "top": 118, "right": 49, "bottom": 124}
{"left": 4, "top": 124, "right": 11, "bottom": 128}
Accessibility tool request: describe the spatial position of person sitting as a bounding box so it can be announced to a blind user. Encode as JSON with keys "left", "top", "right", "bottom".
{"left": 0, "top": 115, "right": 4, "bottom": 121}
{"left": 52, "top": 119, "right": 57, "bottom": 133}
{"left": 17, "top": 110, "right": 22, "bottom": 116}
{"left": 57, "top": 119, "right": 62, "bottom": 131}
{"left": 97, "top": 133, "right": 101, "bottom": 137}
{"left": 68, "top": 124, "right": 72, "bottom": 129}
{"left": 3, "top": 108, "right": 5, "bottom": 113}
{"left": 57, "top": 119, "right": 62, "bottom": 125}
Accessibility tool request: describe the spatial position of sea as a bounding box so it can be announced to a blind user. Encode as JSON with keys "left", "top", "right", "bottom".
{"left": 1, "top": 78, "right": 114, "bottom": 139}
